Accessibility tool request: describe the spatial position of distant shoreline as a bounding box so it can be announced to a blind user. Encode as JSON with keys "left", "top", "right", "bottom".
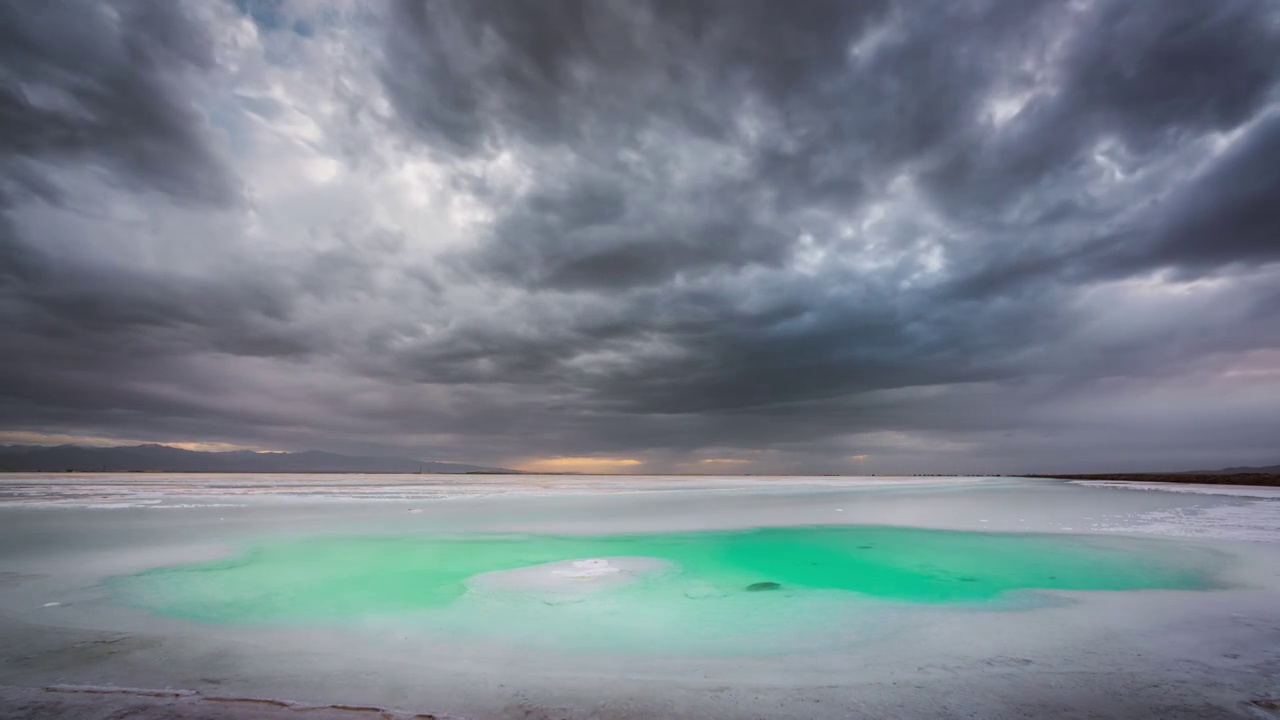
{"left": 1027, "top": 473, "right": 1280, "bottom": 487}
{"left": 2, "top": 470, "right": 1279, "bottom": 487}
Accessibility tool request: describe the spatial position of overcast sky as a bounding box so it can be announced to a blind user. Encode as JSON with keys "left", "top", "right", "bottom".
{"left": 2, "top": 0, "right": 1279, "bottom": 474}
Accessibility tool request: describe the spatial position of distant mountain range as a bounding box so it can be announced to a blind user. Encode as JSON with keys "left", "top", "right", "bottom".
{"left": 1195, "top": 464, "right": 1280, "bottom": 474}
{"left": 0, "top": 444, "right": 517, "bottom": 474}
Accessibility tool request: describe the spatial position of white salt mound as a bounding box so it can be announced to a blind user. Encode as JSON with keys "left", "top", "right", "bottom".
{"left": 466, "top": 556, "right": 671, "bottom": 598}
{"left": 551, "top": 558, "right": 621, "bottom": 578}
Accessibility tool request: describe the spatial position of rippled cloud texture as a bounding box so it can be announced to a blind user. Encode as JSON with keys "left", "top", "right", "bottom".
{"left": 3, "top": 0, "right": 1279, "bottom": 473}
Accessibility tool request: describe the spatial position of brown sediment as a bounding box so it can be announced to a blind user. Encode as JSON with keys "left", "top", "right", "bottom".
{"left": 23, "top": 684, "right": 463, "bottom": 719}
{"left": 205, "top": 696, "right": 294, "bottom": 707}
{"left": 1251, "top": 699, "right": 1280, "bottom": 719}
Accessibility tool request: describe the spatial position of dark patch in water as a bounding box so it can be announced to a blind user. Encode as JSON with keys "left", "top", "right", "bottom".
{"left": 746, "top": 581, "right": 781, "bottom": 592}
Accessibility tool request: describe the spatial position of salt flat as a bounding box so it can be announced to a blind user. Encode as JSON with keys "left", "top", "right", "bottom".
{"left": 1, "top": 474, "right": 1278, "bottom": 719}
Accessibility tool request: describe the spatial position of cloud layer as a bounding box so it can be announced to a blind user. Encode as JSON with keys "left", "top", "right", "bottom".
{"left": 2, "top": 0, "right": 1279, "bottom": 473}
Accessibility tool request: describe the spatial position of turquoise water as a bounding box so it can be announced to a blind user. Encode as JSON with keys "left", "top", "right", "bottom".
{"left": 113, "top": 526, "right": 1218, "bottom": 653}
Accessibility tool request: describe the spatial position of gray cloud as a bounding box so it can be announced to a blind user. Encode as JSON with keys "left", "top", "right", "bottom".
{"left": 1, "top": 0, "right": 1279, "bottom": 472}
{"left": 0, "top": 0, "right": 240, "bottom": 207}
{"left": 1146, "top": 110, "right": 1280, "bottom": 271}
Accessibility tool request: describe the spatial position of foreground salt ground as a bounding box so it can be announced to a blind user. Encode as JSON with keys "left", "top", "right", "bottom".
{"left": 1, "top": 475, "right": 1278, "bottom": 720}
{"left": 0, "top": 685, "right": 463, "bottom": 720}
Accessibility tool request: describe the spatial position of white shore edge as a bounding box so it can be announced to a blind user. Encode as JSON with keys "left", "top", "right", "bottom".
{"left": 1067, "top": 479, "right": 1280, "bottom": 499}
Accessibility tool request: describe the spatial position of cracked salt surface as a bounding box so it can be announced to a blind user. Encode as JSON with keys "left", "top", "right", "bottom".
{"left": 1073, "top": 481, "right": 1280, "bottom": 543}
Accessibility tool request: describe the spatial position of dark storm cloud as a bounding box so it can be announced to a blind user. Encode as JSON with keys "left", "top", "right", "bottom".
{"left": 0, "top": 0, "right": 240, "bottom": 206}
{"left": 1145, "top": 111, "right": 1280, "bottom": 271}
{"left": 0, "top": 0, "right": 311, "bottom": 447}
{"left": 374, "top": 0, "right": 1280, "bottom": 466}
{"left": 383, "top": 0, "right": 889, "bottom": 153}
{"left": 930, "top": 0, "right": 1280, "bottom": 199}
{"left": 382, "top": 0, "right": 900, "bottom": 290}
{"left": 922, "top": 0, "right": 1280, "bottom": 292}
{"left": 2, "top": 0, "right": 1280, "bottom": 471}
{"left": 383, "top": 0, "right": 1072, "bottom": 291}
{"left": 469, "top": 173, "right": 795, "bottom": 290}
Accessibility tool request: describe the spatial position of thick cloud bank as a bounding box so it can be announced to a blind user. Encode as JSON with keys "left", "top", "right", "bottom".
{"left": 2, "top": 0, "right": 1279, "bottom": 473}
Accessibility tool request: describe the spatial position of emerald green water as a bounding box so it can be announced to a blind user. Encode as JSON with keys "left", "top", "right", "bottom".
{"left": 114, "top": 526, "right": 1216, "bottom": 653}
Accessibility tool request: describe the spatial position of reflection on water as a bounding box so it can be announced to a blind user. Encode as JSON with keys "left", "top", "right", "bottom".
{"left": 113, "top": 525, "right": 1218, "bottom": 653}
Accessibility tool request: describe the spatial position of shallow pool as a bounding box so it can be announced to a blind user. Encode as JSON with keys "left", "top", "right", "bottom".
{"left": 112, "top": 525, "right": 1218, "bottom": 653}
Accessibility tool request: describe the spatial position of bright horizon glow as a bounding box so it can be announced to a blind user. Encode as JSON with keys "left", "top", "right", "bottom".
{"left": 516, "top": 457, "right": 646, "bottom": 473}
